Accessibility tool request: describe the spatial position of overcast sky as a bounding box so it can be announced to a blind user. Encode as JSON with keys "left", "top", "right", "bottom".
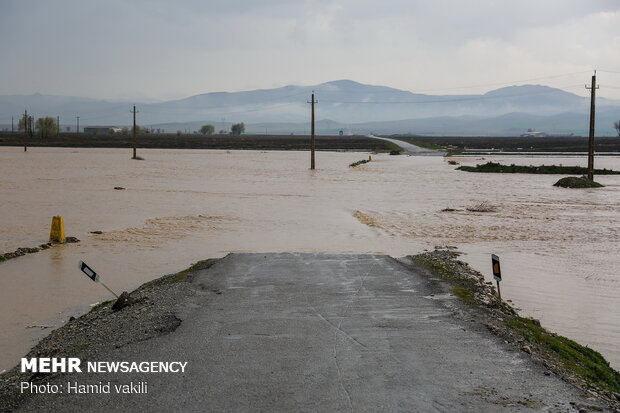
{"left": 1, "top": 0, "right": 619, "bottom": 101}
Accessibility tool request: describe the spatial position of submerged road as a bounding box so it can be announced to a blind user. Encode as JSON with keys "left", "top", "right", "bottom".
{"left": 369, "top": 135, "right": 444, "bottom": 155}
{"left": 18, "top": 253, "right": 594, "bottom": 412}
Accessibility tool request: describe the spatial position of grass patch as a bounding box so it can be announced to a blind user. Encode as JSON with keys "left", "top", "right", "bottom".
{"left": 452, "top": 285, "right": 476, "bottom": 305}
{"left": 554, "top": 176, "right": 604, "bottom": 188}
{"left": 457, "top": 161, "right": 620, "bottom": 175}
{"left": 507, "top": 316, "right": 620, "bottom": 392}
{"left": 170, "top": 259, "right": 217, "bottom": 283}
{"left": 0, "top": 132, "right": 399, "bottom": 152}
{"left": 445, "top": 149, "right": 464, "bottom": 157}
{"left": 415, "top": 248, "right": 620, "bottom": 398}
{"left": 349, "top": 159, "right": 370, "bottom": 168}
{"left": 386, "top": 135, "right": 446, "bottom": 151}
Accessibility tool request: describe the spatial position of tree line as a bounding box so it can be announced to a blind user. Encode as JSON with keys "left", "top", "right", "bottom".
{"left": 16, "top": 116, "right": 248, "bottom": 138}
{"left": 20, "top": 117, "right": 619, "bottom": 137}
{"left": 18, "top": 116, "right": 58, "bottom": 138}
{"left": 199, "top": 122, "right": 245, "bottom": 136}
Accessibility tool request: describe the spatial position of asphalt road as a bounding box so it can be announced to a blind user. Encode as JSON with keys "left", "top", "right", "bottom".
{"left": 17, "top": 253, "right": 594, "bottom": 412}
{"left": 369, "top": 135, "right": 444, "bottom": 155}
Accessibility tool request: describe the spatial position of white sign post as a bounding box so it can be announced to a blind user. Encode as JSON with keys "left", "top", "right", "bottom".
{"left": 78, "top": 261, "right": 119, "bottom": 298}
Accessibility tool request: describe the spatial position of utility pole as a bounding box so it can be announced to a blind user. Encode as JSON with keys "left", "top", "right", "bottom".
{"left": 585, "top": 71, "right": 599, "bottom": 181}
{"left": 307, "top": 91, "right": 318, "bottom": 169}
{"left": 23, "top": 110, "right": 28, "bottom": 152}
{"left": 57, "top": 116, "right": 60, "bottom": 137}
{"left": 131, "top": 105, "right": 138, "bottom": 159}
{"left": 11, "top": 116, "right": 14, "bottom": 133}
{"left": 76, "top": 116, "right": 80, "bottom": 136}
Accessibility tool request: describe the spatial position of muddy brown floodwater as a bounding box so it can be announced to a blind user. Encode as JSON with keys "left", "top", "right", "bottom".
{"left": 0, "top": 147, "right": 619, "bottom": 371}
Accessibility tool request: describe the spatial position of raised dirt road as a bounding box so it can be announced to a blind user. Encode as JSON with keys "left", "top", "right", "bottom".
{"left": 369, "top": 135, "right": 444, "bottom": 155}
{"left": 16, "top": 253, "right": 598, "bottom": 412}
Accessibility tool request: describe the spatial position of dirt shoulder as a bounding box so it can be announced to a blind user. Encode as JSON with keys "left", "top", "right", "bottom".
{"left": 405, "top": 247, "right": 620, "bottom": 411}
{"left": 0, "top": 259, "right": 217, "bottom": 412}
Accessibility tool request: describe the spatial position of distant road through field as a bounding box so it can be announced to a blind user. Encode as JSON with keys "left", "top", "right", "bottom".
{"left": 369, "top": 135, "right": 444, "bottom": 155}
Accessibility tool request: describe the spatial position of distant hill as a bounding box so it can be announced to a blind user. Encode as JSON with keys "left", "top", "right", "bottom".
{"left": 1, "top": 80, "right": 619, "bottom": 136}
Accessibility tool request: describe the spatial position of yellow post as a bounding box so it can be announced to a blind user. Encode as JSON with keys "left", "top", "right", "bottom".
{"left": 369, "top": 155, "right": 372, "bottom": 161}
{"left": 49, "top": 216, "right": 66, "bottom": 243}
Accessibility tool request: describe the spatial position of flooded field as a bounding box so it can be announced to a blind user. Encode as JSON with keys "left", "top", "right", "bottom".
{"left": 0, "top": 147, "right": 619, "bottom": 371}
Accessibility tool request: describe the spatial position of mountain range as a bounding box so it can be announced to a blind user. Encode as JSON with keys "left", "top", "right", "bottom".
{"left": 1, "top": 80, "right": 619, "bottom": 136}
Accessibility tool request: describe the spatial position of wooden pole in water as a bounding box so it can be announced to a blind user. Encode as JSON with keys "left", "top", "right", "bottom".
{"left": 308, "top": 92, "right": 318, "bottom": 170}
{"left": 132, "top": 105, "right": 138, "bottom": 159}
{"left": 586, "top": 72, "right": 599, "bottom": 181}
{"left": 23, "top": 110, "right": 27, "bottom": 152}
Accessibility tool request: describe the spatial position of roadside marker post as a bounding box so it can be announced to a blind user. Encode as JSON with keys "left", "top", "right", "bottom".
{"left": 49, "top": 216, "right": 66, "bottom": 243}
{"left": 491, "top": 254, "right": 501, "bottom": 299}
{"left": 78, "top": 261, "right": 119, "bottom": 298}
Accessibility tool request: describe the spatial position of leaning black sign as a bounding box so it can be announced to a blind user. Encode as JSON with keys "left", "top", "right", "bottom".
{"left": 78, "top": 260, "right": 99, "bottom": 282}
{"left": 491, "top": 254, "right": 501, "bottom": 281}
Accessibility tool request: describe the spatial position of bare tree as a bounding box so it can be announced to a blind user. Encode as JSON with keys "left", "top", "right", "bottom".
{"left": 614, "top": 121, "right": 620, "bottom": 137}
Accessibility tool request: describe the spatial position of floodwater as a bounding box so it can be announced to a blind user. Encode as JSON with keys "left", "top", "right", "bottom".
{"left": 0, "top": 147, "right": 619, "bottom": 371}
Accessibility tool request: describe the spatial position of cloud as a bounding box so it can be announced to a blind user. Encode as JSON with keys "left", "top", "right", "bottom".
{"left": 0, "top": 0, "right": 619, "bottom": 100}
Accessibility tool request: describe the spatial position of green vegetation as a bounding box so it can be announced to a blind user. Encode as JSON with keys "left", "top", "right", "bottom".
{"left": 0, "top": 244, "right": 52, "bottom": 262}
{"left": 231, "top": 122, "right": 245, "bottom": 136}
{"left": 457, "top": 161, "right": 620, "bottom": 175}
{"left": 349, "top": 159, "right": 370, "bottom": 168}
{"left": 452, "top": 285, "right": 476, "bottom": 305}
{"left": 507, "top": 316, "right": 620, "bottom": 392}
{"left": 200, "top": 124, "right": 215, "bottom": 135}
{"left": 386, "top": 135, "right": 446, "bottom": 151}
{"left": 391, "top": 136, "right": 620, "bottom": 153}
{"left": 170, "top": 259, "right": 217, "bottom": 283}
{"left": 35, "top": 117, "right": 59, "bottom": 138}
{"left": 444, "top": 148, "right": 464, "bottom": 157}
{"left": 554, "top": 176, "right": 604, "bottom": 188}
{"left": 415, "top": 253, "right": 484, "bottom": 310}
{"left": 18, "top": 115, "right": 33, "bottom": 133}
{"left": 416, "top": 248, "right": 620, "bottom": 396}
{"left": 0, "top": 132, "right": 399, "bottom": 152}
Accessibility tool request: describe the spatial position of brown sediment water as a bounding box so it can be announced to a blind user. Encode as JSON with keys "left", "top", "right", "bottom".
{"left": 0, "top": 147, "right": 619, "bottom": 371}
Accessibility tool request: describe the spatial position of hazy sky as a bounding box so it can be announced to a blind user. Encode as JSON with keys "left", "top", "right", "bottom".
{"left": 1, "top": 0, "right": 619, "bottom": 101}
